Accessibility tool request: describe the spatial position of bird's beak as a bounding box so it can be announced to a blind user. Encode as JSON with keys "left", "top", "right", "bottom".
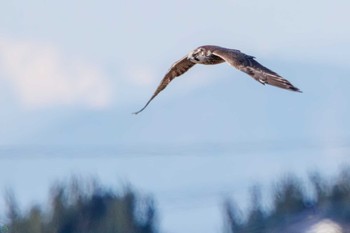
{"left": 187, "top": 51, "right": 194, "bottom": 59}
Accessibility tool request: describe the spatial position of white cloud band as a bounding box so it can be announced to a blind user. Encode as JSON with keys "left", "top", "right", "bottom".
{"left": 0, "top": 38, "right": 112, "bottom": 109}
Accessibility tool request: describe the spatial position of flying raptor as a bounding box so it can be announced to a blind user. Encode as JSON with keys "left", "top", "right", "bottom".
{"left": 134, "top": 45, "right": 301, "bottom": 114}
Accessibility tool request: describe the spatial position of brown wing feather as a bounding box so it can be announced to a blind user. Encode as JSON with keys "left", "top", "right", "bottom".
{"left": 212, "top": 49, "right": 301, "bottom": 92}
{"left": 133, "top": 56, "right": 195, "bottom": 114}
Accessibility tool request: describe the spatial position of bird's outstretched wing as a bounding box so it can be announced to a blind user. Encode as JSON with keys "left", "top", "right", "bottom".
{"left": 212, "top": 48, "right": 301, "bottom": 92}
{"left": 133, "top": 56, "right": 196, "bottom": 114}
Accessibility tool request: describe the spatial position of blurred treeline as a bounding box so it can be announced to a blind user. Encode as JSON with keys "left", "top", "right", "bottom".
{"left": 224, "top": 167, "right": 350, "bottom": 233}
{"left": 2, "top": 177, "right": 157, "bottom": 233}
{"left": 2, "top": 167, "right": 350, "bottom": 233}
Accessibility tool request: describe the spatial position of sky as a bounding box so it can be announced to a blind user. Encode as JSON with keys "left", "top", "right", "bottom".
{"left": 1, "top": 0, "right": 350, "bottom": 232}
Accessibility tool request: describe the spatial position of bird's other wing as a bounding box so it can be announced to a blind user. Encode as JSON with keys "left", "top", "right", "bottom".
{"left": 212, "top": 48, "right": 301, "bottom": 92}
{"left": 133, "top": 56, "right": 196, "bottom": 114}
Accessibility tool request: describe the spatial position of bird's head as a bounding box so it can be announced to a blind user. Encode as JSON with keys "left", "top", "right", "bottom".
{"left": 187, "top": 46, "right": 212, "bottom": 63}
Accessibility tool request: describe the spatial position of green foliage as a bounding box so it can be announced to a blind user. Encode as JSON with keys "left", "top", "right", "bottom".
{"left": 0, "top": 224, "right": 9, "bottom": 233}
{"left": 224, "top": 167, "right": 350, "bottom": 233}
{"left": 329, "top": 168, "right": 350, "bottom": 221}
{"left": 271, "top": 175, "right": 305, "bottom": 218}
{"left": 3, "top": 177, "right": 157, "bottom": 233}
{"left": 223, "top": 199, "right": 243, "bottom": 233}
{"left": 245, "top": 186, "right": 266, "bottom": 233}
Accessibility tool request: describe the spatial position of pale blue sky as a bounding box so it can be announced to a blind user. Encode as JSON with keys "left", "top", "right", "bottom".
{"left": 1, "top": 0, "right": 350, "bottom": 233}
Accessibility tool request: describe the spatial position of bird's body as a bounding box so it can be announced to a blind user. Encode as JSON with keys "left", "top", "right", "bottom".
{"left": 134, "top": 45, "right": 301, "bottom": 114}
{"left": 188, "top": 46, "right": 226, "bottom": 65}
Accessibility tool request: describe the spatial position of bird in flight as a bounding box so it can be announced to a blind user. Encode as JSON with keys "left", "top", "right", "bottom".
{"left": 133, "top": 45, "right": 301, "bottom": 114}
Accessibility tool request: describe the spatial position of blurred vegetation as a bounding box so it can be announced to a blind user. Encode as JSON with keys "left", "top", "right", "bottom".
{"left": 224, "top": 167, "right": 350, "bottom": 233}
{"left": 2, "top": 167, "right": 350, "bottom": 233}
{"left": 1, "top": 177, "right": 157, "bottom": 233}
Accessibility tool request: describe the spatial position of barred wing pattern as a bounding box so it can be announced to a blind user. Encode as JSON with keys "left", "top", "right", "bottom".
{"left": 212, "top": 48, "right": 301, "bottom": 92}
{"left": 134, "top": 45, "right": 301, "bottom": 114}
{"left": 133, "top": 56, "right": 195, "bottom": 114}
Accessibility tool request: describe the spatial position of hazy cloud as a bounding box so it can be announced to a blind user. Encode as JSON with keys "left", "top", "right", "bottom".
{"left": 0, "top": 38, "right": 112, "bottom": 109}
{"left": 126, "top": 64, "right": 158, "bottom": 87}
